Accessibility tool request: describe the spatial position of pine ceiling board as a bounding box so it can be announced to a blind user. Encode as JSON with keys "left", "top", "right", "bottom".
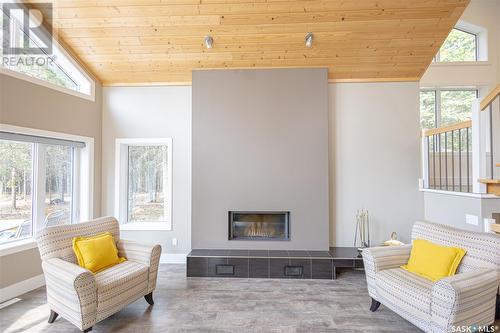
{"left": 28, "top": 0, "right": 469, "bottom": 84}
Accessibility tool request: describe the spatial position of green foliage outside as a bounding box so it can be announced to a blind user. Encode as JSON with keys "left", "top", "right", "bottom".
{"left": 438, "top": 29, "right": 476, "bottom": 62}
{"left": 128, "top": 146, "right": 167, "bottom": 222}
{"left": 420, "top": 91, "right": 436, "bottom": 129}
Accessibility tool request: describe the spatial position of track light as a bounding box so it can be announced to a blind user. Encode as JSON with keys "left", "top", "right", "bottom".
{"left": 204, "top": 36, "right": 213, "bottom": 49}
{"left": 305, "top": 32, "right": 314, "bottom": 48}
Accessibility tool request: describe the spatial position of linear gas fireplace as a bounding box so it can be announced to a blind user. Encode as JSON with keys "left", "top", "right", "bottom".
{"left": 228, "top": 211, "right": 290, "bottom": 241}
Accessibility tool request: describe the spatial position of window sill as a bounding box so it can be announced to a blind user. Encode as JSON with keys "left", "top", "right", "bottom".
{"left": 0, "top": 238, "right": 38, "bottom": 257}
{"left": 420, "top": 188, "right": 498, "bottom": 198}
{"left": 429, "top": 61, "right": 491, "bottom": 67}
{"left": 0, "top": 67, "right": 95, "bottom": 101}
{"left": 120, "top": 223, "right": 172, "bottom": 231}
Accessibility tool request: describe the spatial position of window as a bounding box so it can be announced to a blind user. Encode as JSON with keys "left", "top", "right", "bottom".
{"left": 0, "top": 5, "right": 94, "bottom": 99}
{"left": 115, "top": 139, "right": 172, "bottom": 231}
{"left": 435, "top": 28, "right": 477, "bottom": 62}
{"left": 419, "top": 89, "right": 478, "bottom": 129}
{"left": 0, "top": 127, "right": 94, "bottom": 245}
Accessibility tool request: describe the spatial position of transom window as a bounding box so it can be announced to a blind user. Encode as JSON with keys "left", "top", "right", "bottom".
{"left": 420, "top": 89, "right": 478, "bottom": 129}
{"left": 0, "top": 129, "right": 93, "bottom": 245}
{"left": 115, "top": 139, "right": 173, "bottom": 231}
{"left": 434, "top": 28, "right": 477, "bottom": 62}
{"left": 0, "top": 5, "right": 94, "bottom": 99}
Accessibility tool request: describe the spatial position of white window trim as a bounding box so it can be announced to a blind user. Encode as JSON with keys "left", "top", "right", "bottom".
{"left": 1, "top": 66, "right": 95, "bottom": 101}
{"left": 114, "top": 138, "right": 173, "bottom": 231}
{"left": 0, "top": 123, "right": 94, "bottom": 255}
{"left": 0, "top": 4, "right": 96, "bottom": 101}
{"left": 434, "top": 21, "right": 488, "bottom": 63}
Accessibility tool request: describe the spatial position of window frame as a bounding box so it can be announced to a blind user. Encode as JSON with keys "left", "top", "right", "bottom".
{"left": 0, "top": 5, "right": 96, "bottom": 101}
{"left": 420, "top": 87, "right": 479, "bottom": 128}
{"left": 114, "top": 138, "right": 173, "bottom": 231}
{"left": 0, "top": 123, "right": 94, "bottom": 253}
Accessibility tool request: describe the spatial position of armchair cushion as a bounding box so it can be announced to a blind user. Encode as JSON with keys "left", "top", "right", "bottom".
{"left": 117, "top": 239, "right": 162, "bottom": 293}
{"left": 95, "top": 261, "right": 149, "bottom": 322}
{"left": 401, "top": 239, "right": 466, "bottom": 282}
{"left": 375, "top": 268, "right": 433, "bottom": 332}
{"left": 73, "top": 232, "right": 126, "bottom": 273}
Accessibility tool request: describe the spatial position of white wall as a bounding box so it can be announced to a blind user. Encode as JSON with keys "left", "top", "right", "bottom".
{"left": 102, "top": 86, "right": 191, "bottom": 255}
{"left": 103, "top": 81, "right": 423, "bottom": 250}
{"left": 424, "top": 191, "right": 500, "bottom": 232}
{"left": 329, "top": 82, "right": 424, "bottom": 246}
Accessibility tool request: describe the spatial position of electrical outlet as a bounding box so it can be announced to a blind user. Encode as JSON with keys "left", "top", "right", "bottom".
{"left": 172, "top": 238, "right": 177, "bottom": 246}
{"left": 465, "top": 214, "right": 478, "bottom": 226}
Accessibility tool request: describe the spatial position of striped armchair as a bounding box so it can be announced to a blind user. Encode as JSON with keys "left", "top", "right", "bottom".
{"left": 36, "top": 217, "right": 161, "bottom": 332}
{"left": 362, "top": 221, "right": 500, "bottom": 333}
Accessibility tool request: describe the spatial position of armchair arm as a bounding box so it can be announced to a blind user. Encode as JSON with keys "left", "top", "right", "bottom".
{"left": 42, "top": 258, "right": 97, "bottom": 330}
{"left": 117, "top": 239, "right": 162, "bottom": 293}
{"left": 361, "top": 245, "right": 412, "bottom": 299}
{"left": 431, "top": 269, "right": 499, "bottom": 333}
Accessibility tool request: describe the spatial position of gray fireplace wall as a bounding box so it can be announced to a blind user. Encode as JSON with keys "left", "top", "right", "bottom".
{"left": 192, "top": 68, "right": 329, "bottom": 250}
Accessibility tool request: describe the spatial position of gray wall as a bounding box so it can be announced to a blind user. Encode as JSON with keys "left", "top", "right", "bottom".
{"left": 0, "top": 73, "right": 102, "bottom": 288}
{"left": 191, "top": 69, "right": 330, "bottom": 250}
{"left": 329, "top": 82, "right": 424, "bottom": 246}
{"left": 424, "top": 192, "right": 500, "bottom": 232}
{"left": 101, "top": 86, "right": 192, "bottom": 255}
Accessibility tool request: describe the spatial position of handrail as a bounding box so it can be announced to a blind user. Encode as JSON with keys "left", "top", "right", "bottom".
{"left": 480, "top": 83, "right": 500, "bottom": 111}
{"left": 422, "top": 120, "right": 471, "bottom": 137}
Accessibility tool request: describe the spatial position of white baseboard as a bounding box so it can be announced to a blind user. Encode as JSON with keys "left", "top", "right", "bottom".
{"left": 0, "top": 274, "right": 45, "bottom": 303}
{"left": 160, "top": 253, "right": 187, "bottom": 264}
{"left": 0, "top": 255, "right": 185, "bottom": 302}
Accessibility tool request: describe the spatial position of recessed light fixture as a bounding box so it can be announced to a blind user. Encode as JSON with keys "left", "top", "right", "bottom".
{"left": 305, "top": 32, "right": 314, "bottom": 48}
{"left": 204, "top": 36, "right": 213, "bottom": 49}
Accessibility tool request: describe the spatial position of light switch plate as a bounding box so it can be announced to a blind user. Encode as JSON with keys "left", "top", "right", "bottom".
{"left": 465, "top": 214, "right": 479, "bottom": 226}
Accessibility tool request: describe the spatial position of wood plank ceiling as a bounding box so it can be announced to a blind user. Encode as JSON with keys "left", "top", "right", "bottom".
{"left": 34, "top": 0, "right": 470, "bottom": 85}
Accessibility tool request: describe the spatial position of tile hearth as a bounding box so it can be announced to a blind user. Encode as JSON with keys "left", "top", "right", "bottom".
{"left": 187, "top": 247, "right": 364, "bottom": 280}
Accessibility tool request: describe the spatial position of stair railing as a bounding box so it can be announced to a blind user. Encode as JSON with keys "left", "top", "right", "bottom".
{"left": 422, "top": 83, "right": 499, "bottom": 194}
{"left": 422, "top": 121, "right": 472, "bottom": 192}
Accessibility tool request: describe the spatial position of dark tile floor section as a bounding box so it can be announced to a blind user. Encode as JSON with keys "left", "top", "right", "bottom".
{"left": 0, "top": 264, "right": 424, "bottom": 332}
{"left": 187, "top": 247, "right": 364, "bottom": 279}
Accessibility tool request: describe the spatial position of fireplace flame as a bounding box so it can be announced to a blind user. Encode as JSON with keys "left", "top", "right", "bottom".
{"left": 244, "top": 222, "right": 277, "bottom": 237}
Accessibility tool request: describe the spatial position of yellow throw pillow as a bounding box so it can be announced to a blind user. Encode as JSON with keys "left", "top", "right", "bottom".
{"left": 72, "top": 232, "right": 126, "bottom": 273}
{"left": 401, "top": 239, "right": 466, "bottom": 282}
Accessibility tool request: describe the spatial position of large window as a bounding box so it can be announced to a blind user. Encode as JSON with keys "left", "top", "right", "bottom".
{"left": 115, "top": 139, "right": 172, "bottom": 230}
{"left": 420, "top": 89, "right": 478, "bottom": 129}
{"left": 0, "top": 4, "right": 94, "bottom": 99}
{"left": 435, "top": 28, "right": 477, "bottom": 62}
{"left": 0, "top": 128, "right": 93, "bottom": 245}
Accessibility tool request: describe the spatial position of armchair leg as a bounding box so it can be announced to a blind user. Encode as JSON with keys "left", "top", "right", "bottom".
{"left": 48, "top": 310, "right": 58, "bottom": 323}
{"left": 144, "top": 292, "right": 154, "bottom": 305}
{"left": 83, "top": 328, "right": 92, "bottom": 333}
{"left": 495, "top": 294, "right": 499, "bottom": 320}
{"left": 370, "top": 298, "right": 381, "bottom": 312}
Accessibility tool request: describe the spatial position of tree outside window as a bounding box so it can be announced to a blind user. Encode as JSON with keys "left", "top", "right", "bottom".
{"left": 435, "top": 28, "right": 477, "bottom": 62}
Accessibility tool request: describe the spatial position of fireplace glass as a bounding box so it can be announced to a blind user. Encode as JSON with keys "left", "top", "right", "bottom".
{"left": 228, "top": 211, "right": 290, "bottom": 241}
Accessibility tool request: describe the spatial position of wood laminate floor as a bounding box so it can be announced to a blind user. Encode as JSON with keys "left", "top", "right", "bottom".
{"left": 0, "top": 264, "right": 423, "bottom": 332}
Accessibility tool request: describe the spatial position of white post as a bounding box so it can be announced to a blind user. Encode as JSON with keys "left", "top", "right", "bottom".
{"left": 471, "top": 99, "right": 487, "bottom": 193}
{"left": 421, "top": 133, "right": 429, "bottom": 189}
